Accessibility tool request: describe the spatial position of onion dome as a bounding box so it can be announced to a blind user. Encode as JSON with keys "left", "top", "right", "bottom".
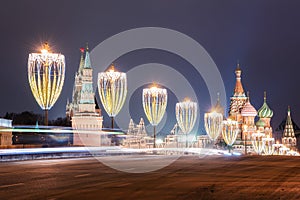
{"left": 256, "top": 118, "right": 266, "bottom": 127}
{"left": 241, "top": 93, "right": 257, "bottom": 117}
{"left": 258, "top": 92, "right": 273, "bottom": 118}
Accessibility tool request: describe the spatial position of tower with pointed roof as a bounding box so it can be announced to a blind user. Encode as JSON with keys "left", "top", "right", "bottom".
{"left": 229, "top": 63, "right": 248, "bottom": 120}
{"left": 282, "top": 106, "right": 297, "bottom": 149}
{"left": 66, "top": 45, "right": 104, "bottom": 146}
{"left": 228, "top": 63, "right": 248, "bottom": 140}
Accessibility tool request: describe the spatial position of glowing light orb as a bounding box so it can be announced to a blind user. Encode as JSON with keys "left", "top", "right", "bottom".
{"left": 28, "top": 43, "right": 65, "bottom": 125}
{"left": 251, "top": 132, "right": 265, "bottom": 155}
{"left": 142, "top": 85, "right": 167, "bottom": 148}
{"left": 204, "top": 111, "right": 223, "bottom": 142}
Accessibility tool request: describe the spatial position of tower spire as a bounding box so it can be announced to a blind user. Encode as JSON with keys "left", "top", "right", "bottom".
{"left": 86, "top": 42, "right": 89, "bottom": 51}
{"left": 233, "top": 62, "right": 245, "bottom": 97}
{"left": 247, "top": 91, "right": 250, "bottom": 101}
{"left": 84, "top": 44, "right": 92, "bottom": 69}
{"left": 78, "top": 48, "right": 85, "bottom": 74}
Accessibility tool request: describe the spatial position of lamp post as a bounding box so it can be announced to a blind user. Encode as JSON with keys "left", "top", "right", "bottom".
{"left": 221, "top": 119, "right": 239, "bottom": 153}
{"left": 142, "top": 85, "right": 167, "bottom": 148}
{"left": 176, "top": 99, "right": 197, "bottom": 148}
{"left": 251, "top": 132, "right": 265, "bottom": 155}
{"left": 98, "top": 65, "right": 127, "bottom": 129}
{"left": 204, "top": 111, "right": 222, "bottom": 146}
{"left": 28, "top": 43, "right": 65, "bottom": 126}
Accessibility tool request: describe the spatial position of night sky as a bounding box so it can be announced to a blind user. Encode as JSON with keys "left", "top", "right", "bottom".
{"left": 1, "top": 0, "right": 300, "bottom": 131}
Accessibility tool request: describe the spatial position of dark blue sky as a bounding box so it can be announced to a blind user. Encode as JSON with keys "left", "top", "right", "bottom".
{"left": 1, "top": 0, "right": 300, "bottom": 130}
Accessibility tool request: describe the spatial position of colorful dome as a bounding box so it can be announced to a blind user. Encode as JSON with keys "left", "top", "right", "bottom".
{"left": 258, "top": 92, "right": 273, "bottom": 118}
{"left": 256, "top": 119, "right": 266, "bottom": 127}
{"left": 241, "top": 100, "right": 257, "bottom": 117}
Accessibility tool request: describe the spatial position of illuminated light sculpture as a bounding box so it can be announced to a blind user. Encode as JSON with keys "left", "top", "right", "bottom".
{"left": 221, "top": 119, "right": 239, "bottom": 153}
{"left": 251, "top": 132, "right": 266, "bottom": 155}
{"left": 204, "top": 111, "right": 223, "bottom": 144}
{"left": 262, "top": 137, "right": 275, "bottom": 155}
{"left": 98, "top": 65, "right": 127, "bottom": 129}
{"left": 142, "top": 85, "right": 167, "bottom": 148}
{"left": 176, "top": 99, "right": 197, "bottom": 148}
{"left": 272, "top": 142, "right": 283, "bottom": 155}
{"left": 279, "top": 147, "right": 290, "bottom": 155}
{"left": 28, "top": 43, "right": 65, "bottom": 126}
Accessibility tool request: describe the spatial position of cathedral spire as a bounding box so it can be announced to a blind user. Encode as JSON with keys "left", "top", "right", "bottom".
{"left": 84, "top": 44, "right": 92, "bottom": 69}
{"left": 233, "top": 62, "right": 245, "bottom": 97}
{"left": 78, "top": 48, "right": 85, "bottom": 74}
{"left": 283, "top": 106, "right": 295, "bottom": 138}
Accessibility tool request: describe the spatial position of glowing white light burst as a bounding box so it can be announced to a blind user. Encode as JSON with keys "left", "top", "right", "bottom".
{"left": 98, "top": 66, "right": 127, "bottom": 128}
{"left": 262, "top": 137, "right": 275, "bottom": 155}
{"left": 28, "top": 43, "right": 65, "bottom": 125}
{"left": 204, "top": 111, "right": 223, "bottom": 142}
{"left": 176, "top": 99, "right": 197, "bottom": 148}
{"left": 142, "top": 85, "right": 167, "bottom": 148}
{"left": 251, "top": 132, "right": 266, "bottom": 155}
{"left": 222, "top": 119, "right": 239, "bottom": 152}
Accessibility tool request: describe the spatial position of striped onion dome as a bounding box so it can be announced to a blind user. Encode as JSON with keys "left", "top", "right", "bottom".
{"left": 258, "top": 92, "right": 273, "bottom": 118}
{"left": 241, "top": 93, "right": 257, "bottom": 117}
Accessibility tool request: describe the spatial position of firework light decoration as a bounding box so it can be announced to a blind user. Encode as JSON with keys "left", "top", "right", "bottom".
{"left": 204, "top": 111, "right": 223, "bottom": 142}
{"left": 98, "top": 65, "right": 127, "bottom": 129}
{"left": 222, "top": 119, "right": 239, "bottom": 152}
{"left": 142, "top": 85, "right": 167, "bottom": 148}
{"left": 28, "top": 43, "right": 65, "bottom": 125}
{"left": 176, "top": 99, "right": 197, "bottom": 148}
{"left": 251, "top": 132, "right": 266, "bottom": 155}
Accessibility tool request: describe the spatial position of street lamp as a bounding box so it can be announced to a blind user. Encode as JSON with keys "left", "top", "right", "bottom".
{"left": 28, "top": 43, "right": 65, "bottom": 126}
{"left": 176, "top": 99, "right": 197, "bottom": 148}
{"left": 251, "top": 132, "right": 265, "bottom": 155}
{"left": 221, "top": 119, "right": 239, "bottom": 153}
{"left": 204, "top": 111, "right": 222, "bottom": 145}
{"left": 142, "top": 85, "right": 167, "bottom": 148}
{"left": 98, "top": 65, "right": 127, "bottom": 129}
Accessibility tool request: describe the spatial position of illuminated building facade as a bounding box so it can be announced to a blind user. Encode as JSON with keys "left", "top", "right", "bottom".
{"left": 225, "top": 64, "right": 275, "bottom": 151}
{"left": 282, "top": 106, "right": 297, "bottom": 149}
{"left": 66, "top": 46, "right": 103, "bottom": 146}
{"left": 0, "top": 118, "right": 12, "bottom": 147}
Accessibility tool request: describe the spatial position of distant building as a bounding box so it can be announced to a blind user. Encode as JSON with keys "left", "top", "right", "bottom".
{"left": 66, "top": 46, "right": 104, "bottom": 146}
{"left": 0, "top": 118, "right": 12, "bottom": 147}
{"left": 222, "top": 63, "right": 276, "bottom": 153}
{"left": 281, "top": 107, "right": 297, "bottom": 150}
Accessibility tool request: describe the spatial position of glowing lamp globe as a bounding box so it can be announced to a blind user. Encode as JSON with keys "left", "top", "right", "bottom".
{"left": 176, "top": 99, "right": 197, "bottom": 148}
{"left": 142, "top": 85, "right": 167, "bottom": 148}
{"left": 28, "top": 43, "right": 65, "bottom": 125}
{"left": 98, "top": 65, "right": 127, "bottom": 129}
